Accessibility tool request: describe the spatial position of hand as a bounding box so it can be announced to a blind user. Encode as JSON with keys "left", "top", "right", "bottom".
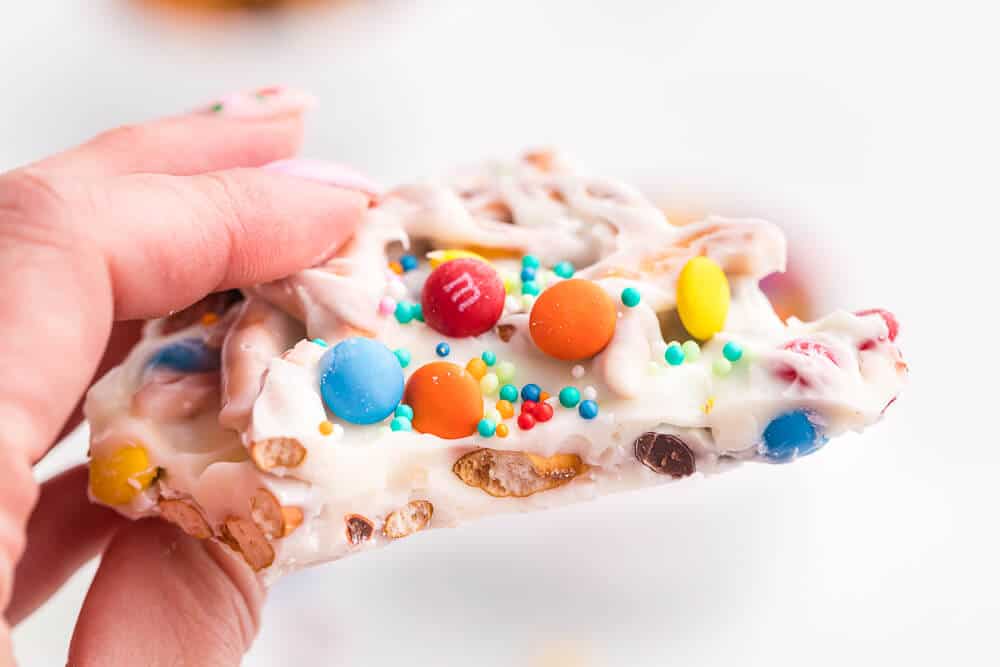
{"left": 0, "top": 87, "right": 371, "bottom": 665}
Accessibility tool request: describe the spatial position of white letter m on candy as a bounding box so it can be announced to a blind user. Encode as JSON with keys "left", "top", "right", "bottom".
{"left": 443, "top": 272, "right": 481, "bottom": 312}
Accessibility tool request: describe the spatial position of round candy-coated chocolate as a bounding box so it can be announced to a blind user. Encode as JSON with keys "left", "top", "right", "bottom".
{"left": 761, "top": 410, "right": 824, "bottom": 462}
{"left": 422, "top": 258, "right": 505, "bottom": 338}
{"left": 148, "top": 338, "right": 221, "bottom": 373}
{"left": 404, "top": 362, "right": 484, "bottom": 439}
{"left": 319, "top": 337, "right": 404, "bottom": 425}
{"left": 578, "top": 400, "right": 599, "bottom": 420}
{"left": 559, "top": 386, "right": 581, "bottom": 408}
{"left": 676, "top": 257, "right": 730, "bottom": 340}
{"left": 521, "top": 383, "right": 542, "bottom": 402}
{"left": 529, "top": 279, "right": 617, "bottom": 361}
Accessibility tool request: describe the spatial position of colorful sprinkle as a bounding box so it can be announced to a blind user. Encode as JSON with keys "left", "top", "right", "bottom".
{"left": 378, "top": 296, "right": 397, "bottom": 316}
{"left": 502, "top": 273, "right": 519, "bottom": 294}
{"left": 412, "top": 303, "right": 424, "bottom": 322}
{"left": 496, "top": 400, "right": 515, "bottom": 419}
{"left": 578, "top": 400, "right": 599, "bottom": 420}
{"left": 427, "top": 249, "right": 488, "bottom": 269}
{"left": 681, "top": 340, "right": 701, "bottom": 362}
{"left": 484, "top": 408, "right": 502, "bottom": 423}
{"left": 319, "top": 420, "right": 334, "bottom": 436}
{"left": 703, "top": 397, "right": 715, "bottom": 414}
{"left": 521, "top": 384, "right": 542, "bottom": 402}
{"left": 481, "top": 350, "right": 497, "bottom": 366}
{"left": 521, "top": 295, "right": 536, "bottom": 310}
{"left": 713, "top": 358, "right": 733, "bottom": 376}
{"left": 390, "top": 416, "right": 413, "bottom": 431}
{"left": 521, "top": 266, "right": 537, "bottom": 282}
{"left": 559, "top": 386, "right": 581, "bottom": 408}
{"left": 665, "top": 342, "right": 685, "bottom": 366}
{"left": 539, "top": 391, "right": 551, "bottom": 402}
{"left": 200, "top": 312, "right": 219, "bottom": 326}
{"left": 480, "top": 372, "right": 500, "bottom": 395}
{"left": 723, "top": 341, "right": 743, "bottom": 362}
{"left": 466, "top": 358, "right": 488, "bottom": 380}
{"left": 553, "top": 261, "right": 575, "bottom": 279}
{"left": 394, "top": 404, "right": 415, "bottom": 420}
{"left": 582, "top": 386, "right": 598, "bottom": 401}
{"left": 571, "top": 365, "right": 585, "bottom": 379}
{"left": 521, "top": 280, "right": 541, "bottom": 296}
{"left": 496, "top": 423, "right": 510, "bottom": 437}
{"left": 499, "top": 384, "right": 519, "bottom": 402}
{"left": 400, "top": 254, "right": 418, "bottom": 271}
{"left": 522, "top": 254, "right": 541, "bottom": 269}
{"left": 477, "top": 419, "right": 497, "bottom": 437}
{"left": 621, "top": 287, "right": 641, "bottom": 308}
{"left": 389, "top": 261, "right": 404, "bottom": 275}
{"left": 393, "top": 348, "right": 411, "bottom": 368}
{"left": 518, "top": 412, "right": 536, "bottom": 430}
{"left": 312, "top": 338, "right": 329, "bottom": 348}
{"left": 496, "top": 361, "right": 516, "bottom": 383}
{"left": 534, "top": 402, "right": 554, "bottom": 422}
{"left": 394, "top": 302, "right": 415, "bottom": 324}
{"left": 436, "top": 342, "right": 451, "bottom": 357}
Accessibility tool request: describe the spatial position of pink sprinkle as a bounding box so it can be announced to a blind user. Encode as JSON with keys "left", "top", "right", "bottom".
{"left": 378, "top": 297, "right": 397, "bottom": 316}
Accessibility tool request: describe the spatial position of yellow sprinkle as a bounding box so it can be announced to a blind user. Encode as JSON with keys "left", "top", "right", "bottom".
{"left": 703, "top": 397, "right": 715, "bottom": 414}
{"left": 200, "top": 312, "right": 218, "bottom": 325}
{"left": 496, "top": 423, "right": 509, "bottom": 438}
{"left": 426, "top": 249, "right": 489, "bottom": 269}
{"left": 466, "top": 358, "right": 488, "bottom": 380}
{"left": 319, "top": 420, "right": 334, "bottom": 436}
{"left": 480, "top": 373, "right": 500, "bottom": 395}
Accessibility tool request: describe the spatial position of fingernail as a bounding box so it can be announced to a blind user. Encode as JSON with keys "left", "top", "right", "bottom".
{"left": 201, "top": 86, "right": 318, "bottom": 118}
{"left": 264, "top": 159, "right": 385, "bottom": 198}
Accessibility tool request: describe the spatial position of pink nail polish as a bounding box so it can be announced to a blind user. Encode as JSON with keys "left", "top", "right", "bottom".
{"left": 264, "top": 159, "right": 385, "bottom": 198}
{"left": 203, "top": 86, "right": 318, "bottom": 118}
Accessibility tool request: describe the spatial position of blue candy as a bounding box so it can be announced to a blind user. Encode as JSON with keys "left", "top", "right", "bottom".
{"left": 520, "top": 266, "right": 537, "bottom": 282}
{"left": 148, "top": 338, "right": 220, "bottom": 373}
{"left": 578, "top": 400, "right": 599, "bottom": 420}
{"left": 319, "top": 337, "right": 404, "bottom": 425}
{"left": 521, "top": 383, "right": 541, "bottom": 402}
{"left": 761, "top": 410, "right": 825, "bottom": 462}
{"left": 436, "top": 342, "right": 451, "bottom": 357}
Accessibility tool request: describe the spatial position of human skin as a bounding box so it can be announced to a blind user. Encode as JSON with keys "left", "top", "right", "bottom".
{"left": 0, "top": 87, "right": 371, "bottom": 666}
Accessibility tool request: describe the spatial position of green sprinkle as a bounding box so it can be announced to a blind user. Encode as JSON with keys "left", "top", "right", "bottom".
{"left": 477, "top": 419, "right": 497, "bottom": 437}
{"left": 394, "top": 302, "right": 414, "bottom": 324}
{"left": 481, "top": 350, "right": 497, "bottom": 366}
{"left": 723, "top": 341, "right": 743, "bottom": 362}
{"left": 665, "top": 342, "right": 685, "bottom": 366}
{"left": 499, "top": 384, "right": 519, "bottom": 402}
{"left": 390, "top": 416, "right": 412, "bottom": 432}
{"left": 713, "top": 358, "right": 733, "bottom": 376}
{"left": 210, "top": 102, "right": 224, "bottom": 113}
{"left": 312, "top": 338, "right": 329, "bottom": 348}
{"left": 412, "top": 303, "right": 424, "bottom": 322}
{"left": 522, "top": 280, "right": 541, "bottom": 296}
{"left": 559, "top": 386, "right": 581, "bottom": 408}
{"left": 681, "top": 340, "right": 701, "bottom": 362}
{"left": 522, "top": 255, "right": 540, "bottom": 269}
{"left": 621, "top": 287, "right": 641, "bottom": 308}
{"left": 496, "top": 361, "right": 516, "bottom": 383}
{"left": 394, "top": 404, "right": 414, "bottom": 420}
{"left": 553, "top": 261, "right": 575, "bottom": 278}
{"left": 394, "top": 348, "right": 411, "bottom": 368}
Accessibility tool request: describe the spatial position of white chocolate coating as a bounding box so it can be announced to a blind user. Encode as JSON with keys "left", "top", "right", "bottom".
{"left": 85, "top": 153, "right": 907, "bottom": 582}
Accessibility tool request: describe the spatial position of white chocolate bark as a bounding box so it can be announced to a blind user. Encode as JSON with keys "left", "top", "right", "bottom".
{"left": 85, "top": 153, "right": 907, "bottom": 582}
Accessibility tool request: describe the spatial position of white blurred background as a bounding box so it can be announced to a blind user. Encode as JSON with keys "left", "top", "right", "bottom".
{"left": 2, "top": 1, "right": 997, "bottom": 665}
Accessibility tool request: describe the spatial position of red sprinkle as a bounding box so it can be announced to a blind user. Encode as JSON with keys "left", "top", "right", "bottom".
{"left": 521, "top": 400, "right": 538, "bottom": 415}
{"left": 783, "top": 339, "right": 838, "bottom": 365}
{"left": 855, "top": 309, "right": 899, "bottom": 342}
{"left": 517, "top": 413, "right": 536, "bottom": 430}
{"left": 533, "top": 402, "right": 554, "bottom": 422}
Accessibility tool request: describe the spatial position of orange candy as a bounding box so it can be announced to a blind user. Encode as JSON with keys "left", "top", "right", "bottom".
{"left": 466, "top": 358, "right": 488, "bottom": 380}
{"left": 496, "top": 400, "right": 515, "bottom": 419}
{"left": 389, "top": 261, "right": 404, "bottom": 275}
{"left": 496, "top": 423, "right": 509, "bottom": 438}
{"left": 528, "top": 279, "right": 617, "bottom": 360}
{"left": 404, "top": 362, "right": 484, "bottom": 439}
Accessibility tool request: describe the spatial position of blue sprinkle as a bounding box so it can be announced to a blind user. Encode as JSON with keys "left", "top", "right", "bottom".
{"left": 148, "top": 338, "right": 221, "bottom": 373}
{"left": 664, "top": 343, "right": 685, "bottom": 366}
{"left": 394, "top": 348, "right": 411, "bottom": 368}
{"left": 312, "top": 338, "right": 329, "bottom": 348}
{"left": 412, "top": 303, "right": 424, "bottom": 322}
{"left": 394, "top": 404, "right": 414, "bottom": 420}
{"left": 400, "top": 254, "right": 418, "bottom": 271}
{"left": 436, "top": 342, "right": 451, "bottom": 357}
{"left": 394, "top": 302, "right": 414, "bottom": 324}
{"left": 621, "top": 287, "right": 641, "bottom": 308}
{"left": 578, "top": 400, "right": 599, "bottom": 420}
{"left": 477, "top": 419, "right": 497, "bottom": 437}
{"left": 520, "top": 266, "right": 537, "bottom": 282}
{"left": 553, "top": 261, "right": 575, "bottom": 278}
{"left": 481, "top": 350, "right": 497, "bottom": 366}
{"left": 390, "top": 416, "right": 412, "bottom": 432}
{"left": 723, "top": 341, "right": 743, "bottom": 362}
{"left": 522, "top": 280, "right": 541, "bottom": 296}
{"left": 761, "top": 410, "right": 825, "bottom": 462}
{"left": 522, "top": 255, "right": 540, "bottom": 269}
{"left": 521, "top": 383, "right": 542, "bottom": 402}
{"left": 499, "top": 384, "right": 519, "bottom": 402}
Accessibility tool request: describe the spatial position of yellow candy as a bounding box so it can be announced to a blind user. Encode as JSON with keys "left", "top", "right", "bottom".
{"left": 676, "top": 257, "right": 730, "bottom": 340}
{"left": 89, "top": 444, "right": 156, "bottom": 505}
{"left": 426, "top": 249, "right": 489, "bottom": 269}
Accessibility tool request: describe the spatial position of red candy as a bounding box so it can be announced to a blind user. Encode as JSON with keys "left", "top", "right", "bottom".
{"left": 422, "top": 258, "right": 505, "bottom": 338}
{"left": 517, "top": 413, "right": 536, "bottom": 430}
{"left": 521, "top": 400, "right": 538, "bottom": 415}
{"left": 855, "top": 309, "right": 900, "bottom": 342}
{"left": 533, "top": 402, "right": 554, "bottom": 422}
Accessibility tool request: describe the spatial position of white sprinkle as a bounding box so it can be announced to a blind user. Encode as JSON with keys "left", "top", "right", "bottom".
{"left": 505, "top": 295, "right": 522, "bottom": 312}
{"left": 571, "top": 365, "right": 585, "bottom": 379}
{"left": 583, "top": 386, "right": 598, "bottom": 401}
